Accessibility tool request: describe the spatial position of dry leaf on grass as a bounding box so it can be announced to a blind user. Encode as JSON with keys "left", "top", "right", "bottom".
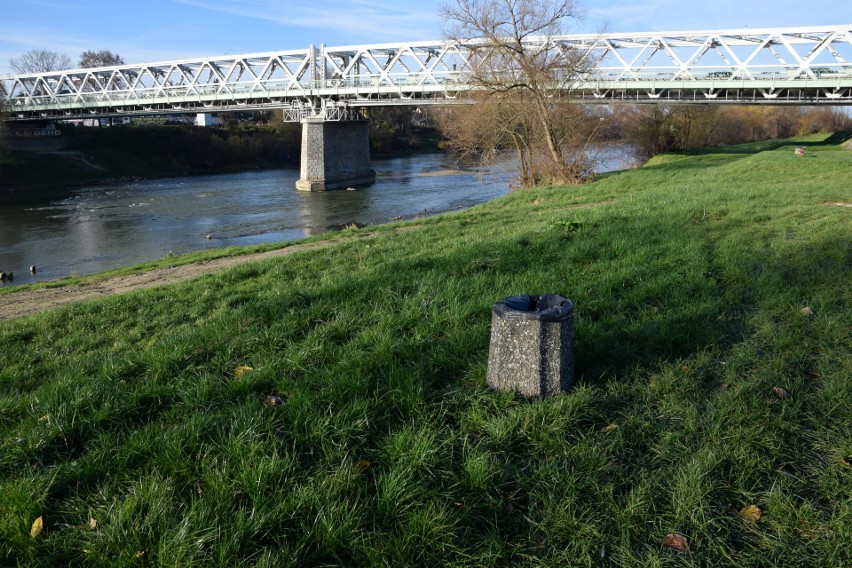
{"left": 740, "top": 505, "right": 762, "bottom": 522}
{"left": 354, "top": 459, "right": 372, "bottom": 472}
{"left": 233, "top": 365, "right": 254, "bottom": 378}
{"left": 601, "top": 423, "right": 618, "bottom": 433}
{"left": 662, "top": 533, "right": 688, "bottom": 552}
{"left": 770, "top": 386, "right": 792, "bottom": 402}
{"left": 30, "top": 516, "right": 43, "bottom": 538}
{"left": 800, "top": 306, "right": 815, "bottom": 316}
{"left": 89, "top": 517, "right": 98, "bottom": 530}
{"left": 263, "top": 395, "right": 285, "bottom": 408}
{"left": 135, "top": 551, "right": 146, "bottom": 559}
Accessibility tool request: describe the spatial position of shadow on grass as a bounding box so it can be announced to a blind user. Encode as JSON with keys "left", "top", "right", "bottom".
{"left": 3, "top": 173, "right": 850, "bottom": 565}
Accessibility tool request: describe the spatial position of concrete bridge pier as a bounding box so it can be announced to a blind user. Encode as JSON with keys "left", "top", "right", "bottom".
{"left": 295, "top": 118, "right": 376, "bottom": 191}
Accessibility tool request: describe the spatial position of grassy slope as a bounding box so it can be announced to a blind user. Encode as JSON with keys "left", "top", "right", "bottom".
{"left": 1, "top": 137, "right": 850, "bottom": 566}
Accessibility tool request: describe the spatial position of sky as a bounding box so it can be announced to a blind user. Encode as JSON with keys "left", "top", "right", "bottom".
{"left": 1, "top": 0, "right": 849, "bottom": 75}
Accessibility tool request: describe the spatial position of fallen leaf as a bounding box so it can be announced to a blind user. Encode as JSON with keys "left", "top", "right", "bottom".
{"left": 354, "top": 459, "right": 372, "bottom": 472}
{"left": 841, "top": 456, "right": 851, "bottom": 468}
{"left": 800, "top": 306, "right": 815, "bottom": 316}
{"left": 263, "top": 395, "right": 285, "bottom": 408}
{"left": 234, "top": 365, "right": 254, "bottom": 378}
{"left": 38, "top": 415, "right": 49, "bottom": 422}
{"left": 135, "top": 551, "right": 146, "bottom": 559}
{"left": 601, "top": 423, "right": 618, "bottom": 433}
{"left": 770, "top": 386, "right": 792, "bottom": 402}
{"left": 89, "top": 517, "right": 98, "bottom": 530}
{"left": 662, "top": 533, "right": 688, "bottom": 552}
{"left": 30, "top": 516, "right": 43, "bottom": 538}
{"left": 740, "top": 504, "right": 762, "bottom": 522}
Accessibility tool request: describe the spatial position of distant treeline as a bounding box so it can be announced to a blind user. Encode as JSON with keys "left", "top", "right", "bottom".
{"left": 599, "top": 105, "right": 852, "bottom": 161}
{"left": 429, "top": 103, "right": 852, "bottom": 169}
{"left": 0, "top": 109, "right": 441, "bottom": 194}
{"left": 63, "top": 119, "right": 301, "bottom": 174}
{"left": 1, "top": 105, "right": 849, "bottom": 193}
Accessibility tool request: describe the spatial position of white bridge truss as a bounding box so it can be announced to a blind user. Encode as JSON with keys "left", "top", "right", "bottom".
{"left": 2, "top": 24, "right": 851, "bottom": 122}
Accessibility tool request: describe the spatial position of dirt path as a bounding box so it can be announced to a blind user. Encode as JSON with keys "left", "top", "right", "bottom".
{"left": 0, "top": 238, "right": 346, "bottom": 321}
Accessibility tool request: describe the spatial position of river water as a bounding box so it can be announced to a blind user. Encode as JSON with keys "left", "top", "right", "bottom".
{"left": 0, "top": 149, "right": 632, "bottom": 286}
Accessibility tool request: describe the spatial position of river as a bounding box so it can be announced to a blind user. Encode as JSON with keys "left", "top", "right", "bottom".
{"left": 0, "top": 148, "right": 633, "bottom": 286}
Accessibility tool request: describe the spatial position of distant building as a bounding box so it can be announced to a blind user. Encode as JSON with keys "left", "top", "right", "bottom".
{"left": 196, "top": 113, "right": 222, "bottom": 127}
{"left": 8, "top": 121, "right": 65, "bottom": 151}
{"left": 10, "top": 122, "right": 62, "bottom": 138}
{"left": 60, "top": 117, "right": 131, "bottom": 127}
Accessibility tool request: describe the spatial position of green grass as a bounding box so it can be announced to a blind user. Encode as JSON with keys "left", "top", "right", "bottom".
{"left": 1, "top": 136, "right": 850, "bottom": 566}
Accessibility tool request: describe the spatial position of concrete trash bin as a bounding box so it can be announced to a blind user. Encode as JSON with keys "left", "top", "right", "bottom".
{"left": 486, "top": 294, "right": 574, "bottom": 397}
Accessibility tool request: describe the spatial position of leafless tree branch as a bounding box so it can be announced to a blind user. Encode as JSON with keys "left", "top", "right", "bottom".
{"left": 440, "top": 0, "right": 598, "bottom": 186}
{"left": 9, "top": 49, "right": 72, "bottom": 74}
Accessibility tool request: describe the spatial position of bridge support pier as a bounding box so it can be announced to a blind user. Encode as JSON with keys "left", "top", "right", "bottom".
{"left": 295, "top": 118, "right": 376, "bottom": 191}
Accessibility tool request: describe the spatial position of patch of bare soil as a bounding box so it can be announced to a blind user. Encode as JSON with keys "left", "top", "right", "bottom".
{"left": 0, "top": 236, "right": 368, "bottom": 321}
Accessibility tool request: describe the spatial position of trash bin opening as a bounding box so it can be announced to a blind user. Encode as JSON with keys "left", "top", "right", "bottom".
{"left": 530, "top": 294, "right": 567, "bottom": 312}
{"left": 494, "top": 294, "right": 573, "bottom": 322}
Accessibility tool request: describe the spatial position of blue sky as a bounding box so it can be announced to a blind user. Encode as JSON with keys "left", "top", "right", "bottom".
{"left": 1, "top": 0, "right": 849, "bottom": 74}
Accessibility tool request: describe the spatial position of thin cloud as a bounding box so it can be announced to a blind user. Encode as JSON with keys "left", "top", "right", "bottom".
{"left": 0, "top": 24, "right": 205, "bottom": 74}
{"left": 173, "top": 0, "right": 441, "bottom": 42}
{"left": 585, "top": 0, "right": 842, "bottom": 33}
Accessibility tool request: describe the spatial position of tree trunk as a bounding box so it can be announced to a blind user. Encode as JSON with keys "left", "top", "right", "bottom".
{"left": 533, "top": 95, "right": 565, "bottom": 179}
{"left": 510, "top": 132, "right": 532, "bottom": 187}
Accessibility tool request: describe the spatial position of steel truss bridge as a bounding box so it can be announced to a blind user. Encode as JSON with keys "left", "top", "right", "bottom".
{"left": 2, "top": 24, "right": 852, "bottom": 122}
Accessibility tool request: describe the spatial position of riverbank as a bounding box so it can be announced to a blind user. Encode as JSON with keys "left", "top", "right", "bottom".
{"left": 0, "top": 230, "right": 417, "bottom": 319}
{"left": 0, "top": 125, "right": 298, "bottom": 198}
{"left": 1, "top": 135, "right": 850, "bottom": 565}
{"left": 0, "top": 123, "right": 445, "bottom": 200}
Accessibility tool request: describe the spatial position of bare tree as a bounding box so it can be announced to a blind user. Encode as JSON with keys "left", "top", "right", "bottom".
{"left": 9, "top": 49, "right": 72, "bottom": 74}
{"left": 79, "top": 50, "right": 125, "bottom": 68}
{"left": 440, "top": 0, "right": 596, "bottom": 186}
